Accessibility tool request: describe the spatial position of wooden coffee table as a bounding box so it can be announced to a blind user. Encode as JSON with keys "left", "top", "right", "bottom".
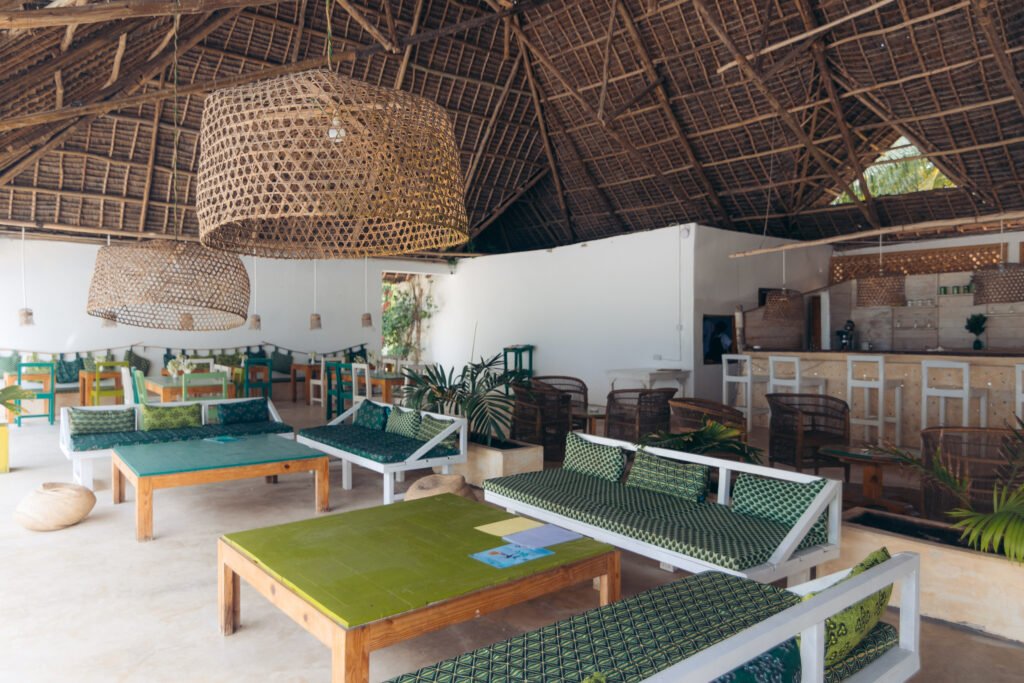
{"left": 112, "top": 434, "right": 329, "bottom": 541}
{"left": 218, "top": 494, "right": 620, "bottom": 683}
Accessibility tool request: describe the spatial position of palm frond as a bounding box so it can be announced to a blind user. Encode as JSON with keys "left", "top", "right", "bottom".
{"left": 949, "top": 484, "right": 1024, "bottom": 563}
{"left": 0, "top": 385, "right": 36, "bottom": 416}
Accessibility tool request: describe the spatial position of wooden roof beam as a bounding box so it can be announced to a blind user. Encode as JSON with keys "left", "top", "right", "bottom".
{"left": 692, "top": 0, "right": 878, "bottom": 230}
{"left": 616, "top": 0, "right": 733, "bottom": 229}
{"left": 470, "top": 167, "right": 549, "bottom": 238}
{"left": 0, "top": 0, "right": 284, "bottom": 30}
{"left": 464, "top": 53, "right": 523, "bottom": 195}
{"left": 971, "top": 0, "right": 1024, "bottom": 120}
{"left": 334, "top": 0, "right": 399, "bottom": 53}
{"left": 392, "top": 0, "right": 424, "bottom": 90}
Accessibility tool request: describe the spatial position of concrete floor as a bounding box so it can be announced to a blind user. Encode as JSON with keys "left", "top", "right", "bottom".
{"left": 1, "top": 400, "right": 1022, "bottom": 682}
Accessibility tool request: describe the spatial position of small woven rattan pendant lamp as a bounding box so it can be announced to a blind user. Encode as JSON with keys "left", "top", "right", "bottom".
{"left": 973, "top": 220, "right": 1024, "bottom": 304}
{"left": 856, "top": 235, "right": 906, "bottom": 307}
{"left": 763, "top": 251, "right": 804, "bottom": 321}
{"left": 196, "top": 69, "right": 469, "bottom": 258}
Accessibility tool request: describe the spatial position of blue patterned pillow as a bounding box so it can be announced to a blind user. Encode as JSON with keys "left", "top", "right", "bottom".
{"left": 219, "top": 398, "right": 270, "bottom": 425}
{"left": 68, "top": 407, "right": 136, "bottom": 435}
{"left": 353, "top": 401, "right": 390, "bottom": 430}
{"left": 55, "top": 357, "right": 84, "bottom": 384}
{"left": 563, "top": 431, "right": 626, "bottom": 482}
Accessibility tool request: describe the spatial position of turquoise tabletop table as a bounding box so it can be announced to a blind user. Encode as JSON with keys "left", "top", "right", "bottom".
{"left": 113, "top": 434, "right": 329, "bottom": 541}
{"left": 218, "top": 494, "right": 619, "bottom": 683}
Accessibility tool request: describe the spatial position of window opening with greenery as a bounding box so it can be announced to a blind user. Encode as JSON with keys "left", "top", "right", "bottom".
{"left": 832, "top": 136, "right": 954, "bottom": 204}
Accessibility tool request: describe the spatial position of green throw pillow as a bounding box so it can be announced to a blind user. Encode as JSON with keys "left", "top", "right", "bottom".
{"left": 0, "top": 354, "right": 20, "bottom": 376}
{"left": 124, "top": 349, "right": 151, "bottom": 376}
{"left": 55, "top": 357, "right": 84, "bottom": 384}
{"left": 219, "top": 398, "right": 269, "bottom": 425}
{"left": 214, "top": 353, "right": 243, "bottom": 368}
{"left": 563, "top": 431, "right": 626, "bottom": 482}
{"left": 416, "top": 414, "right": 459, "bottom": 450}
{"left": 625, "top": 448, "right": 709, "bottom": 502}
{"left": 386, "top": 406, "right": 421, "bottom": 439}
{"left": 271, "top": 350, "right": 293, "bottom": 375}
{"left": 68, "top": 407, "right": 136, "bottom": 435}
{"left": 731, "top": 473, "right": 829, "bottom": 541}
{"left": 140, "top": 403, "right": 202, "bottom": 431}
{"left": 353, "top": 401, "right": 389, "bottom": 431}
{"left": 805, "top": 547, "right": 893, "bottom": 667}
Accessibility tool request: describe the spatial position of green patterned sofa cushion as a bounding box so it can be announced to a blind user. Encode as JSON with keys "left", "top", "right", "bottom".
{"left": 626, "top": 448, "right": 709, "bottom": 502}
{"left": 214, "top": 352, "right": 244, "bottom": 368}
{"left": 219, "top": 398, "right": 270, "bottom": 425}
{"left": 732, "top": 473, "right": 829, "bottom": 547}
{"left": 0, "top": 354, "right": 20, "bottom": 375}
{"left": 68, "top": 420, "right": 291, "bottom": 451}
{"left": 564, "top": 432, "right": 625, "bottom": 482}
{"left": 300, "top": 424, "right": 459, "bottom": 464}
{"left": 386, "top": 407, "right": 422, "bottom": 439}
{"left": 485, "top": 470, "right": 818, "bottom": 571}
{"left": 416, "top": 414, "right": 459, "bottom": 450}
{"left": 354, "top": 401, "right": 390, "bottom": 431}
{"left": 124, "top": 349, "right": 151, "bottom": 375}
{"left": 140, "top": 403, "right": 202, "bottom": 431}
{"left": 55, "top": 357, "right": 84, "bottom": 384}
{"left": 202, "top": 421, "right": 292, "bottom": 438}
{"left": 271, "top": 349, "right": 293, "bottom": 374}
{"left": 68, "top": 407, "right": 136, "bottom": 435}
{"left": 386, "top": 571, "right": 800, "bottom": 683}
{"left": 824, "top": 621, "right": 898, "bottom": 682}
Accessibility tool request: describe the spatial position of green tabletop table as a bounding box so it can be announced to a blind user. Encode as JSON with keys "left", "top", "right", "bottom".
{"left": 818, "top": 443, "right": 906, "bottom": 509}
{"left": 113, "top": 434, "right": 329, "bottom": 541}
{"left": 218, "top": 494, "right": 619, "bottom": 683}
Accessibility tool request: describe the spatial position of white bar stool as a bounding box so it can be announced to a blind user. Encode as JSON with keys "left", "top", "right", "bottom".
{"left": 846, "top": 355, "right": 903, "bottom": 445}
{"left": 767, "top": 356, "right": 827, "bottom": 395}
{"left": 722, "top": 353, "right": 769, "bottom": 433}
{"left": 920, "top": 360, "right": 988, "bottom": 429}
{"left": 351, "top": 363, "right": 372, "bottom": 404}
{"left": 1016, "top": 364, "right": 1024, "bottom": 420}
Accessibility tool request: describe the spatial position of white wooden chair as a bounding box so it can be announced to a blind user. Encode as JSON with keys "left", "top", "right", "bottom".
{"left": 846, "top": 355, "right": 903, "bottom": 445}
{"left": 920, "top": 360, "right": 987, "bottom": 429}
{"left": 310, "top": 359, "right": 326, "bottom": 407}
{"left": 722, "top": 353, "right": 769, "bottom": 433}
{"left": 768, "top": 355, "right": 827, "bottom": 395}
{"left": 351, "top": 362, "right": 372, "bottom": 404}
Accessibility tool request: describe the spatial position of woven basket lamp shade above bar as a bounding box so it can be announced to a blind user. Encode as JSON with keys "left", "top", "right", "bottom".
{"left": 856, "top": 274, "right": 907, "bottom": 307}
{"left": 762, "top": 289, "right": 804, "bottom": 321}
{"left": 86, "top": 242, "right": 250, "bottom": 330}
{"left": 973, "top": 263, "right": 1024, "bottom": 304}
{"left": 196, "top": 70, "right": 469, "bottom": 259}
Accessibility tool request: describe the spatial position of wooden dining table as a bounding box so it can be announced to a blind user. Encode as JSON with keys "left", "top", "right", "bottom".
{"left": 145, "top": 376, "right": 236, "bottom": 402}
{"left": 78, "top": 370, "right": 123, "bottom": 406}
{"left": 349, "top": 371, "right": 406, "bottom": 404}
{"left": 290, "top": 362, "right": 321, "bottom": 404}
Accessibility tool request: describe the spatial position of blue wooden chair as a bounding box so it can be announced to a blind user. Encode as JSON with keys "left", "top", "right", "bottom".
{"left": 16, "top": 361, "right": 55, "bottom": 426}
{"left": 324, "top": 361, "right": 354, "bottom": 421}
{"left": 243, "top": 357, "right": 273, "bottom": 398}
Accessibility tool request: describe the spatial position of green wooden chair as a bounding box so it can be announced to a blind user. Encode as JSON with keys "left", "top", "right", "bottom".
{"left": 132, "top": 369, "right": 149, "bottom": 405}
{"left": 16, "top": 361, "right": 55, "bottom": 426}
{"left": 93, "top": 360, "right": 129, "bottom": 406}
{"left": 243, "top": 357, "right": 273, "bottom": 398}
{"left": 324, "top": 361, "right": 354, "bottom": 421}
{"left": 182, "top": 371, "right": 229, "bottom": 401}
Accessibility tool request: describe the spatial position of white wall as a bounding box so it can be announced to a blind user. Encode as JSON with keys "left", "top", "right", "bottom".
{"left": 0, "top": 236, "right": 446, "bottom": 369}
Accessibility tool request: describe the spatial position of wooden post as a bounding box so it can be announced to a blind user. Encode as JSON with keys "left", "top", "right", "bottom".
{"left": 331, "top": 627, "right": 370, "bottom": 683}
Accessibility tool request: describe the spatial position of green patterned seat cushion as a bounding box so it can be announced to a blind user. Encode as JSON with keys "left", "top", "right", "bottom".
{"left": 68, "top": 407, "right": 136, "bottom": 435}
{"left": 732, "top": 473, "right": 829, "bottom": 547}
{"left": 625, "top": 448, "right": 709, "bottom": 502}
{"left": 563, "top": 432, "right": 625, "bottom": 482}
{"left": 416, "top": 414, "right": 459, "bottom": 450}
{"left": 214, "top": 353, "right": 244, "bottom": 368}
{"left": 353, "top": 401, "right": 390, "bottom": 431}
{"left": 219, "top": 398, "right": 270, "bottom": 425}
{"left": 68, "top": 421, "right": 291, "bottom": 451}
{"left": 140, "top": 403, "right": 202, "bottom": 431}
{"left": 55, "top": 357, "right": 84, "bottom": 384}
{"left": 713, "top": 638, "right": 800, "bottom": 683}
{"left": 824, "top": 621, "right": 898, "bottom": 682}
{"left": 300, "top": 424, "right": 459, "bottom": 464}
{"left": 202, "top": 421, "right": 292, "bottom": 438}
{"left": 386, "top": 407, "right": 422, "bottom": 439}
{"left": 484, "top": 470, "right": 816, "bottom": 571}
{"left": 386, "top": 571, "right": 801, "bottom": 683}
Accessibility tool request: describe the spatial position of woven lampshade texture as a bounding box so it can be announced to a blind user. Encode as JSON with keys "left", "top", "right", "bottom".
{"left": 87, "top": 242, "right": 250, "bottom": 330}
{"left": 762, "top": 289, "right": 804, "bottom": 321}
{"left": 196, "top": 69, "right": 469, "bottom": 259}
{"left": 856, "top": 274, "right": 907, "bottom": 307}
{"left": 972, "top": 263, "right": 1024, "bottom": 304}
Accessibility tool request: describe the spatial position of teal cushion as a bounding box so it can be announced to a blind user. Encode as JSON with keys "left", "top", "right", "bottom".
{"left": 626, "top": 447, "right": 709, "bottom": 502}
{"left": 732, "top": 473, "right": 829, "bottom": 543}
{"left": 55, "top": 358, "right": 84, "bottom": 384}
{"left": 353, "top": 401, "right": 390, "bottom": 431}
{"left": 68, "top": 407, "right": 135, "bottom": 435}
{"left": 300, "top": 424, "right": 458, "bottom": 463}
{"left": 416, "top": 414, "right": 459, "bottom": 450}
{"left": 219, "top": 398, "right": 269, "bottom": 425}
{"left": 563, "top": 431, "right": 625, "bottom": 482}
{"left": 140, "top": 403, "right": 202, "bottom": 431}
{"left": 386, "top": 407, "right": 422, "bottom": 439}
{"left": 68, "top": 421, "right": 292, "bottom": 451}
{"left": 271, "top": 350, "right": 293, "bottom": 375}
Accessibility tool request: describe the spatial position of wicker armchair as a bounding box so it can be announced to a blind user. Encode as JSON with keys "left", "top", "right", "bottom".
{"left": 919, "top": 427, "right": 1022, "bottom": 522}
{"left": 534, "top": 375, "right": 588, "bottom": 429}
{"left": 605, "top": 388, "right": 676, "bottom": 442}
{"left": 766, "top": 393, "right": 851, "bottom": 481}
{"left": 511, "top": 380, "right": 574, "bottom": 461}
{"left": 668, "top": 398, "right": 746, "bottom": 438}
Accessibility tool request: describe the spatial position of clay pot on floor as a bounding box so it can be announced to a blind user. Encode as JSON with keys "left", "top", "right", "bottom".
{"left": 15, "top": 482, "right": 96, "bottom": 531}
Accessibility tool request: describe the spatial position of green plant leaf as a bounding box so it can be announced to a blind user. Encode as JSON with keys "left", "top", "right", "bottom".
{"left": 0, "top": 384, "right": 36, "bottom": 416}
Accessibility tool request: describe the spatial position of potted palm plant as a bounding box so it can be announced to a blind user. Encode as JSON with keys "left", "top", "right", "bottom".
{"left": 644, "top": 419, "right": 762, "bottom": 464}
{"left": 403, "top": 354, "right": 543, "bottom": 486}
{"left": 1, "top": 384, "right": 36, "bottom": 473}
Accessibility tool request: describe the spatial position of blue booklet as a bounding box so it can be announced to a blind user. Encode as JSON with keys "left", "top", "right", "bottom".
{"left": 471, "top": 543, "right": 554, "bottom": 569}
{"left": 503, "top": 524, "right": 583, "bottom": 549}
{"left": 203, "top": 435, "right": 240, "bottom": 444}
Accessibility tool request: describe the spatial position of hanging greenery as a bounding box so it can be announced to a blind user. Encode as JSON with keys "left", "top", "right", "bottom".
{"left": 381, "top": 277, "right": 438, "bottom": 361}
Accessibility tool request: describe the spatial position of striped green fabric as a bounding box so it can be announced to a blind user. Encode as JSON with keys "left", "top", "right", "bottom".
{"left": 484, "top": 469, "right": 825, "bottom": 570}
{"left": 386, "top": 407, "right": 422, "bottom": 439}
{"left": 625, "top": 448, "right": 709, "bottom": 502}
{"left": 386, "top": 572, "right": 800, "bottom": 683}
{"left": 564, "top": 431, "right": 625, "bottom": 482}
{"left": 68, "top": 407, "right": 135, "bottom": 435}
{"left": 416, "top": 414, "right": 459, "bottom": 451}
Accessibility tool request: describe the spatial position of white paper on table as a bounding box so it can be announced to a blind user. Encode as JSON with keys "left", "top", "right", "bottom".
{"left": 503, "top": 524, "right": 583, "bottom": 548}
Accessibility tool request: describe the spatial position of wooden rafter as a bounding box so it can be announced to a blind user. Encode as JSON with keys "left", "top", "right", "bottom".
{"left": 470, "top": 167, "right": 549, "bottom": 238}
{"left": 464, "top": 53, "right": 523, "bottom": 195}
{"left": 334, "top": 0, "right": 399, "bottom": 53}
{"left": 394, "top": 0, "right": 425, "bottom": 89}
{"left": 971, "top": 0, "right": 1024, "bottom": 120}
{"left": 0, "top": 0, "right": 284, "bottom": 29}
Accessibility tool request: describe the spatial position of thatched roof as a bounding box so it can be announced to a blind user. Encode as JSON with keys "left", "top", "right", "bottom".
{"left": 0, "top": 0, "right": 1021, "bottom": 253}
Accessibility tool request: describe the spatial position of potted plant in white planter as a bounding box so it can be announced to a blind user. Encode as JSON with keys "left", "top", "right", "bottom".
{"left": 0, "top": 384, "right": 36, "bottom": 473}
{"left": 403, "top": 354, "right": 543, "bottom": 486}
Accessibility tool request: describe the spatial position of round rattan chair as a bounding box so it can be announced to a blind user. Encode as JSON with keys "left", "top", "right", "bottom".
{"left": 605, "top": 388, "right": 676, "bottom": 442}
{"left": 668, "top": 398, "right": 746, "bottom": 438}
{"left": 919, "top": 427, "right": 1021, "bottom": 521}
{"left": 766, "top": 393, "right": 850, "bottom": 481}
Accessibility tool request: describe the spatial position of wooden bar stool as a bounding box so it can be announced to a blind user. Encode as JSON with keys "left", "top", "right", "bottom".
{"left": 920, "top": 360, "right": 987, "bottom": 429}
{"left": 721, "top": 353, "right": 768, "bottom": 433}
{"left": 767, "top": 356, "right": 827, "bottom": 395}
{"left": 846, "top": 355, "right": 903, "bottom": 445}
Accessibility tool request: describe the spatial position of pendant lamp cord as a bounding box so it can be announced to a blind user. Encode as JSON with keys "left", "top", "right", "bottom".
{"left": 781, "top": 250, "right": 787, "bottom": 292}
{"left": 313, "top": 261, "right": 318, "bottom": 312}
{"left": 363, "top": 257, "right": 368, "bottom": 311}
{"left": 20, "top": 227, "right": 27, "bottom": 310}
{"left": 324, "top": 0, "right": 334, "bottom": 69}
{"left": 878, "top": 234, "right": 883, "bottom": 275}
{"left": 171, "top": 0, "right": 181, "bottom": 239}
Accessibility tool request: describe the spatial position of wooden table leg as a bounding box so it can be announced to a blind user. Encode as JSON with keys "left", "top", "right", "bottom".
{"left": 381, "top": 379, "right": 391, "bottom": 404}
{"left": 290, "top": 368, "right": 298, "bottom": 402}
{"left": 135, "top": 478, "right": 154, "bottom": 542}
{"left": 331, "top": 627, "right": 369, "bottom": 683}
{"left": 598, "top": 551, "right": 621, "bottom": 605}
{"left": 862, "top": 463, "right": 884, "bottom": 500}
{"left": 218, "top": 542, "right": 241, "bottom": 635}
{"left": 315, "top": 458, "right": 330, "bottom": 512}
{"left": 112, "top": 460, "right": 124, "bottom": 504}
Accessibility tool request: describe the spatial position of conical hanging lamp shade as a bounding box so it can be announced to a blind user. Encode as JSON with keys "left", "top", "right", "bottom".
{"left": 762, "top": 288, "right": 804, "bottom": 320}
{"left": 857, "top": 274, "right": 907, "bottom": 307}
{"left": 196, "top": 69, "right": 469, "bottom": 258}
{"left": 86, "top": 241, "right": 250, "bottom": 330}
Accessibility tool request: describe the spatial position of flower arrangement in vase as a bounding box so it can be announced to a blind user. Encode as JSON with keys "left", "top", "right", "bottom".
{"left": 166, "top": 353, "right": 195, "bottom": 376}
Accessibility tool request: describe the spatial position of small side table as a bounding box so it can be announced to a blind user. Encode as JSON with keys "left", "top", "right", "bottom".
{"left": 818, "top": 444, "right": 908, "bottom": 513}
{"left": 573, "top": 406, "right": 606, "bottom": 435}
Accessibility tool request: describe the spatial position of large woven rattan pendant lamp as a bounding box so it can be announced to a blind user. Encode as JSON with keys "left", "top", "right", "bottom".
{"left": 196, "top": 69, "right": 469, "bottom": 258}
{"left": 763, "top": 251, "right": 805, "bottom": 320}
{"left": 857, "top": 235, "right": 906, "bottom": 307}
{"left": 973, "top": 221, "right": 1024, "bottom": 304}
{"left": 87, "top": 241, "right": 250, "bottom": 330}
